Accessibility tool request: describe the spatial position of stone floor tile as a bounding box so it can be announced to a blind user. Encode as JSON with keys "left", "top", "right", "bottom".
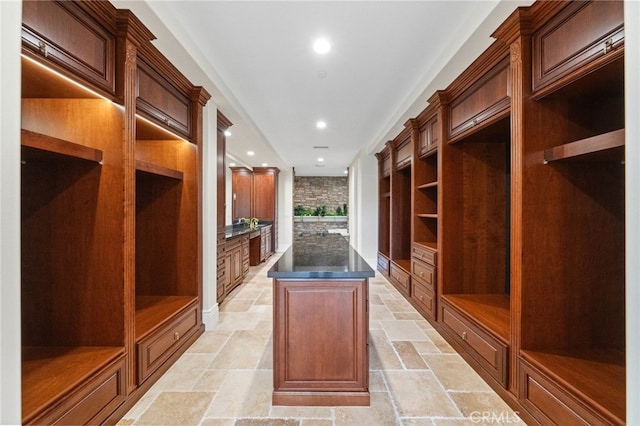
{"left": 205, "top": 370, "right": 273, "bottom": 418}
{"left": 187, "top": 330, "right": 233, "bottom": 354}
{"left": 392, "top": 341, "right": 428, "bottom": 370}
{"left": 208, "top": 329, "right": 271, "bottom": 370}
{"left": 334, "top": 391, "right": 397, "bottom": 426}
{"left": 269, "top": 405, "right": 333, "bottom": 419}
{"left": 135, "top": 391, "right": 214, "bottom": 425}
{"left": 446, "top": 391, "right": 518, "bottom": 419}
{"left": 235, "top": 419, "right": 300, "bottom": 426}
{"left": 380, "top": 320, "right": 429, "bottom": 341}
{"left": 369, "top": 329, "right": 404, "bottom": 370}
{"left": 193, "top": 369, "right": 227, "bottom": 391}
{"left": 151, "top": 353, "right": 213, "bottom": 391}
{"left": 220, "top": 299, "right": 255, "bottom": 312}
{"left": 384, "top": 370, "right": 461, "bottom": 417}
{"left": 422, "top": 355, "right": 492, "bottom": 392}
{"left": 199, "top": 419, "right": 236, "bottom": 426}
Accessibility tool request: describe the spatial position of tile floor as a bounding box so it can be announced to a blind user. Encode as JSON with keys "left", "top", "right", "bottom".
{"left": 118, "top": 255, "right": 525, "bottom": 426}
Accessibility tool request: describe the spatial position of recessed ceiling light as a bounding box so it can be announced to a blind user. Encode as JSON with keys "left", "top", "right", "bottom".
{"left": 229, "top": 162, "right": 236, "bottom": 167}
{"left": 344, "top": 170, "right": 348, "bottom": 174}
{"left": 317, "top": 157, "right": 324, "bottom": 162}
{"left": 316, "top": 121, "right": 327, "bottom": 129}
{"left": 224, "top": 130, "right": 231, "bottom": 137}
{"left": 262, "top": 163, "right": 268, "bottom": 167}
{"left": 313, "top": 38, "right": 331, "bottom": 54}
{"left": 247, "top": 151, "right": 255, "bottom": 156}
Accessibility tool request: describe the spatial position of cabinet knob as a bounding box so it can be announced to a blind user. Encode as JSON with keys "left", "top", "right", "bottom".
{"left": 462, "top": 331, "right": 467, "bottom": 341}
{"left": 420, "top": 271, "right": 424, "bottom": 277}
{"left": 604, "top": 38, "right": 614, "bottom": 54}
{"left": 38, "top": 41, "right": 48, "bottom": 57}
{"left": 419, "top": 295, "right": 424, "bottom": 301}
{"left": 174, "top": 332, "right": 180, "bottom": 341}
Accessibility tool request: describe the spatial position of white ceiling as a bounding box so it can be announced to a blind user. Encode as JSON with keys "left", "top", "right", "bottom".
{"left": 128, "top": 1, "right": 520, "bottom": 176}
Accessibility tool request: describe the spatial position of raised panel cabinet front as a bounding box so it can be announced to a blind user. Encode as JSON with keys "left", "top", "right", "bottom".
{"left": 448, "top": 56, "right": 510, "bottom": 141}
{"left": 136, "top": 58, "right": 192, "bottom": 139}
{"left": 21, "top": 0, "right": 116, "bottom": 96}
{"left": 273, "top": 279, "right": 369, "bottom": 406}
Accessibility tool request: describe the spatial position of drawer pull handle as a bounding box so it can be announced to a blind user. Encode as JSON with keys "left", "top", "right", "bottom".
{"left": 38, "top": 41, "right": 48, "bottom": 57}
{"left": 420, "top": 271, "right": 424, "bottom": 277}
{"left": 604, "top": 38, "right": 613, "bottom": 54}
{"left": 419, "top": 295, "right": 424, "bottom": 301}
{"left": 174, "top": 332, "right": 180, "bottom": 341}
{"left": 462, "top": 331, "right": 467, "bottom": 341}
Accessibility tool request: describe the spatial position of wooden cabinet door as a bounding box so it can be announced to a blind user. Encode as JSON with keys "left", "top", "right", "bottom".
{"left": 136, "top": 58, "right": 192, "bottom": 139}
{"left": 419, "top": 115, "right": 439, "bottom": 157}
{"left": 231, "top": 167, "right": 253, "bottom": 221}
{"left": 448, "top": 56, "right": 510, "bottom": 141}
{"left": 273, "top": 278, "right": 369, "bottom": 405}
{"left": 532, "top": 0, "right": 624, "bottom": 96}
{"left": 395, "top": 137, "right": 412, "bottom": 170}
{"left": 21, "top": 0, "right": 116, "bottom": 95}
{"left": 252, "top": 168, "right": 277, "bottom": 221}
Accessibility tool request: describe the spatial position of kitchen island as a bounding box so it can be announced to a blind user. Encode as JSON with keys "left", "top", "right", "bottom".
{"left": 268, "top": 233, "right": 375, "bottom": 406}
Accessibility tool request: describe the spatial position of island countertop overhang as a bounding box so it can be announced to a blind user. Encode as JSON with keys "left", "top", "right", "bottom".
{"left": 267, "top": 233, "right": 374, "bottom": 279}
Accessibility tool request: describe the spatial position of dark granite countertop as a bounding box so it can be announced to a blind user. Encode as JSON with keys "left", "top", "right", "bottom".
{"left": 268, "top": 233, "right": 375, "bottom": 279}
{"left": 225, "top": 222, "right": 271, "bottom": 239}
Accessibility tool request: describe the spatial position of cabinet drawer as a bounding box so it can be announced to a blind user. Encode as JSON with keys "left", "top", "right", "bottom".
{"left": 389, "top": 262, "right": 411, "bottom": 295}
{"left": 21, "top": 1, "right": 116, "bottom": 95}
{"left": 412, "top": 244, "right": 437, "bottom": 266}
{"left": 519, "top": 359, "right": 608, "bottom": 426}
{"left": 136, "top": 58, "right": 192, "bottom": 139}
{"left": 440, "top": 304, "right": 507, "bottom": 387}
{"left": 532, "top": 1, "right": 624, "bottom": 96}
{"left": 31, "top": 355, "right": 126, "bottom": 426}
{"left": 137, "top": 303, "right": 199, "bottom": 383}
{"left": 411, "top": 259, "right": 434, "bottom": 290}
{"left": 377, "top": 253, "right": 390, "bottom": 276}
{"left": 448, "top": 57, "right": 510, "bottom": 141}
{"left": 411, "top": 280, "right": 435, "bottom": 320}
{"left": 395, "top": 138, "right": 412, "bottom": 170}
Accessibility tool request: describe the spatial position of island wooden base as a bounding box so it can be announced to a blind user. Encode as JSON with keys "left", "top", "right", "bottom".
{"left": 273, "top": 391, "right": 370, "bottom": 406}
{"left": 272, "top": 278, "right": 370, "bottom": 406}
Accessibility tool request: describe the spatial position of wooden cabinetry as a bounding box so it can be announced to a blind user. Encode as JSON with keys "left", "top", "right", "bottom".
{"left": 495, "top": 1, "right": 626, "bottom": 423}
{"left": 21, "top": 0, "right": 116, "bottom": 97}
{"left": 231, "top": 166, "right": 253, "bottom": 221}
{"left": 447, "top": 56, "right": 510, "bottom": 143}
{"left": 438, "top": 39, "right": 512, "bottom": 390}
{"left": 376, "top": 146, "right": 391, "bottom": 277}
{"left": 20, "top": 1, "right": 210, "bottom": 423}
{"left": 272, "top": 278, "right": 369, "bottom": 406}
{"left": 230, "top": 166, "right": 279, "bottom": 252}
{"left": 253, "top": 167, "right": 279, "bottom": 251}
{"left": 216, "top": 112, "right": 233, "bottom": 304}
{"left": 531, "top": 0, "right": 624, "bottom": 97}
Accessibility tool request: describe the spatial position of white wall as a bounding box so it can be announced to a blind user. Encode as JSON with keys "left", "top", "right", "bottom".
{"left": 349, "top": 151, "right": 378, "bottom": 268}
{"left": 277, "top": 167, "right": 293, "bottom": 252}
{"left": 626, "top": 2, "right": 639, "bottom": 423}
{"left": 0, "top": 1, "right": 22, "bottom": 423}
{"left": 201, "top": 102, "right": 219, "bottom": 330}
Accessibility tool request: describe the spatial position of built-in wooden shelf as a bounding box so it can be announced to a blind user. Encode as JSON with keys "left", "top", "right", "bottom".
{"left": 21, "top": 129, "right": 103, "bottom": 164}
{"left": 22, "top": 345, "right": 124, "bottom": 421}
{"left": 417, "top": 181, "right": 438, "bottom": 190}
{"left": 415, "top": 241, "right": 437, "bottom": 252}
{"left": 135, "top": 295, "right": 197, "bottom": 340}
{"left": 520, "top": 348, "right": 625, "bottom": 423}
{"left": 544, "top": 129, "right": 625, "bottom": 163}
{"left": 441, "top": 294, "right": 510, "bottom": 343}
{"left": 394, "top": 258, "right": 411, "bottom": 273}
{"left": 135, "top": 159, "right": 183, "bottom": 180}
{"left": 417, "top": 213, "right": 438, "bottom": 219}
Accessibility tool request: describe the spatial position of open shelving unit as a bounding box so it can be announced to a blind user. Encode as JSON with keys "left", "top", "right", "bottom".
{"left": 20, "top": 56, "right": 127, "bottom": 423}
{"left": 517, "top": 44, "right": 626, "bottom": 426}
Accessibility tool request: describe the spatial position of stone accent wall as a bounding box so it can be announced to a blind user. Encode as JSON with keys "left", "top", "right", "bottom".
{"left": 293, "top": 221, "right": 348, "bottom": 235}
{"left": 293, "top": 176, "right": 348, "bottom": 214}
